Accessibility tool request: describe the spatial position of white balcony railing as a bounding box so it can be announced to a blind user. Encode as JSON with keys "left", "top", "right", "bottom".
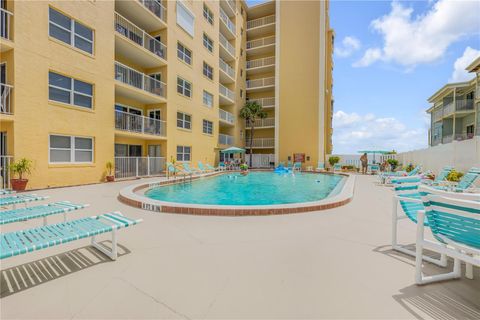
{"left": 219, "top": 58, "right": 235, "bottom": 79}
{"left": 247, "top": 138, "right": 275, "bottom": 148}
{"left": 115, "top": 110, "right": 166, "bottom": 136}
{"left": 227, "top": 0, "right": 236, "bottom": 12}
{"left": 246, "top": 77, "right": 275, "bottom": 89}
{"left": 219, "top": 109, "right": 234, "bottom": 124}
{"left": 220, "top": 7, "right": 236, "bottom": 35}
{"left": 219, "top": 133, "right": 234, "bottom": 145}
{"left": 246, "top": 117, "right": 275, "bottom": 128}
{"left": 138, "top": 0, "right": 167, "bottom": 23}
{"left": 115, "top": 12, "right": 167, "bottom": 60}
{"left": 0, "top": 155, "right": 12, "bottom": 189}
{"left": 455, "top": 98, "right": 474, "bottom": 112}
{"left": 219, "top": 84, "right": 235, "bottom": 101}
{"left": 246, "top": 14, "right": 275, "bottom": 30}
{"left": 0, "top": 84, "right": 13, "bottom": 114}
{"left": 432, "top": 107, "right": 443, "bottom": 122}
{"left": 115, "top": 62, "right": 166, "bottom": 98}
{"left": 442, "top": 102, "right": 454, "bottom": 116}
{"left": 219, "top": 33, "right": 235, "bottom": 57}
{"left": 246, "top": 36, "right": 275, "bottom": 50}
{"left": 0, "top": 7, "right": 12, "bottom": 41}
{"left": 248, "top": 97, "right": 275, "bottom": 108}
{"left": 115, "top": 156, "right": 165, "bottom": 179}
{"left": 246, "top": 56, "right": 275, "bottom": 69}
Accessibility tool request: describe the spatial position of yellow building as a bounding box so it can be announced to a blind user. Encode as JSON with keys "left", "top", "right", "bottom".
{"left": 0, "top": 0, "right": 333, "bottom": 189}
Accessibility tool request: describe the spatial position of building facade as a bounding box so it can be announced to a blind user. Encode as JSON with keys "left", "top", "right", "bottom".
{"left": 0, "top": 0, "right": 333, "bottom": 189}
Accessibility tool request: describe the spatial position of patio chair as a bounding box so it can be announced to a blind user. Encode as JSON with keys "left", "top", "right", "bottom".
{"left": 293, "top": 162, "right": 302, "bottom": 172}
{"left": 0, "top": 212, "right": 142, "bottom": 261}
{"left": 415, "top": 194, "right": 480, "bottom": 284}
{"left": 381, "top": 165, "right": 422, "bottom": 184}
{"left": 0, "top": 194, "right": 49, "bottom": 209}
{"left": 205, "top": 163, "right": 220, "bottom": 171}
{"left": 433, "top": 169, "right": 480, "bottom": 192}
{"left": 182, "top": 163, "right": 201, "bottom": 175}
{"left": 333, "top": 163, "right": 342, "bottom": 172}
{"left": 315, "top": 162, "right": 325, "bottom": 172}
{"left": 0, "top": 189, "right": 15, "bottom": 196}
{"left": 0, "top": 201, "right": 89, "bottom": 225}
{"left": 197, "top": 162, "right": 211, "bottom": 173}
{"left": 368, "top": 164, "right": 380, "bottom": 174}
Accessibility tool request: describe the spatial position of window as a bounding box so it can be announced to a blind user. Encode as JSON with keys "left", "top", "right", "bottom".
{"left": 203, "top": 90, "right": 213, "bottom": 107}
{"left": 203, "top": 33, "right": 213, "bottom": 52}
{"left": 240, "top": 69, "right": 243, "bottom": 77}
{"left": 49, "top": 135, "right": 93, "bottom": 163}
{"left": 240, "top": 89, "right": 243, "bottom": 98}
{"left": 176, "top": 1, "right": 195, "bottom": 37}
{"left": 203, "top": 120, "right": 213, "bottom": 135}
{"left": 177, "top": 112, "right": 192, "bottom": 129}
{"left": 203, "top": 62, "right": 213, "bottom": 80}
{"left": 49, "top": 72, "right": 93, "bottom": 109}
{"left": 49, "top": 7, "right": 94, "bottom": 54}
{"left": 114, "top": 144, "right": 142, "bottom": 157}
{"left": 177, "top": 77, "right": 192, "bottom": 97}
{"left": 203, "top": 3, "right": 214, "bottom": 25}
{"left": 177, "top": 42, "right": 192, "bottom": 65}
{"left": 177, "top": 146, "right": 191, "bottom": 162}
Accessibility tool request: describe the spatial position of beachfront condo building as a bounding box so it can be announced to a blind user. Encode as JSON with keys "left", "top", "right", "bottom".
{"left": 427, "top": 56, "right": 480, "bottom": 146}
{"left": 0, "top": 0, "right": 333, "bottom": 189}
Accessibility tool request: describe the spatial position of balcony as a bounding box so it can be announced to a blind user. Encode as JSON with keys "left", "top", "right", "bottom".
{"left": 247, "top": 138, "right": 275, "bottom": 148}
{"left": 219, "top": 7, "right": 236, "bottom": 39}
{"left": 442, "top": 102, "right": 454, "bottom": 117}
{"left": 432, "top": 107, "right": 443, "bottom": 122}
{"left": 115, "top": 0, "right": 167, "bottom": 32}
{"left": 219, "top": 133, "right": 234, "bottom": 146}
{"left": 454, "top": 132, "right": 475, "bottom": 141}
{"left": 219, "top": 58, "right": 235, "bottom": 83}
{"left": 455, "top": 98, "right": 474, "bottom": 112}
{"left": 246, "top": 36, "right": 275, "bottom": 55}
{"left": 246, "top": 77, "right": 275, "bottom": 92}
{"left": 219, "top": 84, "right": 235, "bottom": 105}
{"left": 246, "top": 56, "right": 275, "bottom": 75}
{"left": 0, "top": 7, "right": 13, "bottom": 52}
{"left": 245, "top": 117, "right": 275, "bottom": 129}
{"left": 219, "top": 109, "right": 235, "bottom": 125}
{"left": 219, "top": 33, "right": 235, "bottom": 62}
{"left": 0, "top": 83, "right": 13, "bottom": 115}
{"left": 220, "top": 0, "right": 236, "bottom": 17}
{"left": 246, "top": 15, "right": 275, "bottom": 37}
{"left": 115, "top": 110, "right": 167, "bottom": 138}
{"left": 114, "top": 13, "right": 167, "bottom": 68}
{"left": 248, "top": 97, "right": 275, "bottom": 109}
{"left": 115, "top": 62, "right": 167, "bottom": 104}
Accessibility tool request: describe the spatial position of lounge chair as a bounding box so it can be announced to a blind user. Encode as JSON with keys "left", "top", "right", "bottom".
{"left": 182, "top": 163, "right": 201, "bottom": 175}
{"left": 197, "top": 162, "right": 211, "bottom": 173}
{"left": 0, "top": 189, "right": 15, "bottom": 196}
{"left": 381, "top": 165, "right": 422, "bottom": 184}
{"left": 333, "top": 163, "right": 342, "bottom": 172}
{"left": 293, "top": 162, "right": 302, "bottom": 172}
{"left": 415, "top": 194, "right": 480, "bottom": 284}
{"left": 0, "top": 212, "right": 142, "bottom": 261}
{"left": 315, "top": 162, "right": 325, "bottom": 172}
{"left": 368, "top": 164, "right": 380, "bottom": 174}
{"left": 0, "top": 194, "right": 49, "bottom": 208}
{"left": 0, "top": 201, "right": 89, "bottom": 225}
{"left": 433, "top": 168, "right": 480, "bottom": 192}
{"left": 205, "top": 163, "right": 220, "bottom": 171}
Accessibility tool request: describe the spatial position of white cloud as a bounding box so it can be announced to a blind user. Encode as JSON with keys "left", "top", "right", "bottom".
{"left": 335, "top": 36, "right": 361, "bottom": 58}
{"left": 354, "top": 0, "right": 480, "bottom": 68}
{"left": 449, "top": 46, "right": 480, "bottom": 82}
{"left": 332, "top": 110, "right": 428, "bottom": 154}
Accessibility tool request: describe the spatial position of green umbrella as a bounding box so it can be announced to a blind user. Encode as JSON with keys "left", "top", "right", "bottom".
{"left": 220, "top": 147, "right": 246, "bottom": 154}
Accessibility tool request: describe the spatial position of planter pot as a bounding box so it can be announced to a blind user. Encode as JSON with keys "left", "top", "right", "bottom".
{"left": 11, "top": 179, "right": 28, "bottom": 191}
{"left": 106, "top": 175, "right": 115, "bottom": 182}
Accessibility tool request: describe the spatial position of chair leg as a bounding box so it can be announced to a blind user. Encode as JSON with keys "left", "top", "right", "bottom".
{"left": 465, "top": 262, "right": 474, "bottom": 280}
{"left": 391, "top": 197, "right": 398, "bottom": 248}
{"left": 91, "top": 229, "right": 118, "bottom": 261}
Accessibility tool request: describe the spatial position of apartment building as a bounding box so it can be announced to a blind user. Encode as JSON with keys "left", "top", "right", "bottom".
{"left": 427, "top": 56, "right": 480, "bottom": 146}
{"left": 0, "top": 0, "right": 333, "bottom": 189}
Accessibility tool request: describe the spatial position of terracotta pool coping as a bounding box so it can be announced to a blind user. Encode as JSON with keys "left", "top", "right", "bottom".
{"left": 118, "top": 170, "right": 356, "bottom": 216}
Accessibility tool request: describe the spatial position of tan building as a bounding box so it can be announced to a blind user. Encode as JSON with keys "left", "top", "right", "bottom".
{"left": 0, "top": 0, "right": 333, "bottom": 189}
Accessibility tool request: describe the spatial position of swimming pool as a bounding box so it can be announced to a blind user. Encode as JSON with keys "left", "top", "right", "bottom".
{"left": 145, "top": 172, "right": 345, "bottom": 206}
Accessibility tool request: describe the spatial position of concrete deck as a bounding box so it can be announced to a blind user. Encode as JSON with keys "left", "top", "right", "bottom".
{"left": 1, "top": 175, "right": 479, "bottom": 319}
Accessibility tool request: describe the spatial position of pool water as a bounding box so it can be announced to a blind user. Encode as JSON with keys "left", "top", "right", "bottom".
{"left": 145, "top": 172, "right": 345, "bottom": 206}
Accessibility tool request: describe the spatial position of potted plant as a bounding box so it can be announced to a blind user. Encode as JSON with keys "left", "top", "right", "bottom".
{"left": 328, "top": 156, "right": 340, "bottom": 170}
{"left": 106, "top": 161, "right": 115, "bottom": 182}
{"left": 239, "top": 163, "right": 249, "bottom": 176}
{"left": 387, "top": 158, "right": 399, "bottom": 171}
{"left": 9, "top": 158, "right": 33, "bottom": 191}
{"left": 446, "top": 170, "right": 463, "bottom": 182}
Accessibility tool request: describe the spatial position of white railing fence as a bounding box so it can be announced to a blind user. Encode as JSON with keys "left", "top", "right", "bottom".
{"left": 247, "top": 14, "right": 275, "bottom": 29}
{"left": 115, "top": 156, "right": 165, "bottom": 179}
{"left": 247, "top": 138, "right": 274, "bottom": 148}
{"left": 219, "top": 58, "right": 235, "bottom": 78}
{"left": 219, "top": 109, "right": 234, "bottom": 124}
{"left": 0, "top": 84, "right": 13, "bottom": 114}
{"left": 219, "top": 84, "right": 235, "bottom": 101}
{"left": 0, "top": 155, "right": 12, "bottom": 189}
{"left": 219, "top": 7, "right": 236, "bottom": 34}
{"left": 246, "top": 77, "right": 275, "bottom": 89}
{"left": 248, "top": 97, "right": 275, "bottom": 108}
{"left": 219, "top": 32, "right": 235, "bottom": 57}
{"left": 227, "top": 0, "right": 236, "bottom": 12}
{"left": 245, "top": 154, "right": 275, "bottom": 168}
{"left": 455, "top": 98, "right": 474, "bottom": 112}
{"left": 115, "top": 62, "right": 166, "bottom": 98}
{"left": 0, "top": 8, "right": 12, "bottom": 40}
{"left": 218, "top": 134, "right": 234, "bottom": 145}
{"left": 246, "top": 117, "right": 275, "bottom": 128}
{"left": 246, "top": 36, "right": 275, "bottom": 50}
{"left": 115, "top": 110, "right": 166, "bottom": 136}
{"left": 138, "top": 0, "right": 167, "bottom": 22}
{"left": 246, "top": 56, "right": 275, "bottom": 69}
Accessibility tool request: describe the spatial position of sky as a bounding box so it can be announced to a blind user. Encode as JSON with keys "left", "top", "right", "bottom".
{"left": 247, "top": 0, "right": 480, "bottom": 154}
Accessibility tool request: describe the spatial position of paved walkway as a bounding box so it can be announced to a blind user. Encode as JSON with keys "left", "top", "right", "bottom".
{"left": 1, "top": 175, "right": 479, "bottom": 319}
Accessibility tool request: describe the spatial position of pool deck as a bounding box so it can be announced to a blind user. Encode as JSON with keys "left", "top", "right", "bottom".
{"left": 1, "top": 174, "right": 479, "bottom": 319}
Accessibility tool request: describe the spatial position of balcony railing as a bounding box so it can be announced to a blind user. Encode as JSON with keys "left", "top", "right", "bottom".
{"left": 115, "top": 12, "right": 167, "bottom": 60}
{"left": 219, "top": 58, "right": 235, "bottom": 79}
{"left": 246, "top": 36, "right": 275, "bottom": 50}
{"left": 247, "top": 14, "right": 275, "bottom": 29}
{"left": 138, "top": 0, "right": 167, "bottom": 23}
{"left": 246, "top": 77, "right": 275, "bottom": 89}
{"left": 219, "top": 33, "right": 235, "bottom": 57}
{"left": 115, "top": 156, "right": 165, "bottom": 179}
{"left": 442, "top": 102, "right": 454, "bottom": 116}
{"left": 0, "top": 155, "right": 12, "bottom": 189}
{"left": 115, "top": 110, "right": 167, "bottom": 136}
{"left": 0, "top": 83, "right": 13, "bottom": 114}
{"left": 454, "top": 132, "right": 475, "bottom": 141}
{"left": 0, "top": 7, "right": 12, "bottom": 41}
{"left": 246, "top": 117, "right": 275, "bottom": 128}
{"left": 246, "top": 56, "right": 275, "bottom": 69}
{"left": 432, "top": 108, "right": 443, "bottom": 122}
{"left": 115, "top": 62, "right": 166, "bottom": 98}
{"left": 248, "top": 97, "right": 275, "bottom": 108}
{"left": 247, "top": 138, "right": 275, "bottom": 148}
{"left": 219, "top": 109, "right": 234, "bottom": 124}
{"left": 455, "top": 98, "right": 474, "bottom": 112}
{"left": 442, "top": 134, "right": 453, "bottom": 144}
{"left": 219, "top": 84, "right": 235, "bottom": 101}
{"left": 227, "top": 0, "right": 236, "bottom": 12}
{"left": 220, "top": 7, "right": 236, "bottom": 35}
{"left": 219, "top": 134, "right": 234, "bottom": 145}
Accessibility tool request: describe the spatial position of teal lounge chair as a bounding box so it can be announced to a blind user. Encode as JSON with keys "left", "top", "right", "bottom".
{"left": 333, "top": 163, "right": 342, "bottom": 172}
{"left": 382, "top": 165, "right": 422, "bottom": 184}
{"left": 197, "top": 162, "right": 211, "bottom": 173}
{"left": 0, "top": 212, "right": 142, "bottom": 261}
{"left": 315, "top": 162, "right": 325, "bottom": 171}
{"left": 0, "top": 201, "right": 88, "bottom": 225}
{"left": 182, "top": 163, "right": 200, "bottom": 175}
{"left": 206, "top": 163, "right": 219, "bottom": 171}
{"left": 0, "top": 189, "right": 15, "bottom": 196}
{"left": 0, "top": 194, "right": 49, "bottom": 208}
{"left": 368, "top": 164, "right": 380, "bottom": 174}
{"left": 293, "top": 162, "right": 302, "bottom": 172}
{"left": 434, "top": 168, "right": 480, "bottom": 192}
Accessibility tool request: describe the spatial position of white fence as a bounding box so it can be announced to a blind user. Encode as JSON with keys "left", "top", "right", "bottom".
{"left": 138, "top": 0, "right": 167, "bottom": 22}
{"left": 219, "top": 109, "right": 234, "bottom": 124}
{"left": 115, "top": 62, "right": 166, "bottom": 98}
{"left": 219, "top": 33, "right": 235, "bottom": 57}
{"left": 246, "top": 35, "right": 275, "bottom": 50}
{"left": 246, "top": 154, "right": 275, "bottom": 168}
{"left": 115, "top": 157, "right": 165, "bottom": 179}
{"left": 0, "top": 155, "right": 12, "bottom": 189}
{"left": 115, "top": 110, "right": 166, "bottom": 136}
{"left": 219, "top": 134, "right": 234, "bottom": 146}
{"left": 219, "top": 84, "right": 235, "bottom": 101}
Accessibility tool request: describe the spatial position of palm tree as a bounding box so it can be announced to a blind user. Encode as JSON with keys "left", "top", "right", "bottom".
{"left": 239, "top": 101, "right": 267, "bottom": 167}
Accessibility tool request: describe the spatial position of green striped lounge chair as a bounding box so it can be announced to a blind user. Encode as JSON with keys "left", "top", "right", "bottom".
{"left": 368, "top": 164, "right": 380, "bottom": 174}
{"left": 0, "top": 189, "right": 15, "bottom": 196}
{"left": 415, "top": 194, "right": 480, "bottom": 284}
{"left": 0, "top": 212, "right": 142, "bottom": 261}
{"left": 206, "top": 163, "right": 219, "bottom": 171}
{"left": 0, "top": 201, "right": 88, "bottom": 226}
{"left": 433, "top": 168, "right": 480, "bottom": 192}
{"left": 382, "top": 165, "right": 422, "bottom": 184}
{"left": 197, "top": 162, "right": 210, "bottom": 173}
{"left": 182, "top": 163, "right": 200, "bottom": 175}
{"left": 0, "top": 194, "right": 49, "bottom": 209}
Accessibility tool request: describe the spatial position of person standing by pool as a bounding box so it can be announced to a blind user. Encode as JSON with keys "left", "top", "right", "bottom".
{"left": 360, "top": 153, "right": 368, "bottom": 174}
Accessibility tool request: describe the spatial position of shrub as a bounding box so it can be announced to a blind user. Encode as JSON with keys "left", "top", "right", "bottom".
{"left": 446, "top": 170, "right": 464, "bottom": 182}
{"left": 405, "top": 164, "right": 415, "bottom": 172}
{"left": 240, "top": 163, "right": 249, "bottom": 171}
{"left": 341, "top": 165, "right": 355, "bottom": 170}
{"left": 328, "top": 156, "right": 340, "bottom": 167}
{"left": 387, "top": 159, "right": 399, "bottom": 166}
{"left": 9, "top": 158, "right": 33, "bottom": 180}
{"left": 106, "top": 161, "right": 114, "bottom": 176}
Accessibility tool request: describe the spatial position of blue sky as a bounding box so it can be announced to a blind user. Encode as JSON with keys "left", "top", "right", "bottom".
{"left": 247, "top": 0, "right": 480, "bottom": 154}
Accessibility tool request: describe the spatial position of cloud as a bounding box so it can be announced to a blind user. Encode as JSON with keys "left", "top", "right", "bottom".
{"left": 449, "top": 46, "right": 480, "bottom": 82}
{"left": 332, "top": 110, "right": 428, "bottom": 154}
{"left": 335, "top": 36, "right": 361, "bottom": 58}
{"left": 354, "top": 0, "right": 480, "bottom": 68}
